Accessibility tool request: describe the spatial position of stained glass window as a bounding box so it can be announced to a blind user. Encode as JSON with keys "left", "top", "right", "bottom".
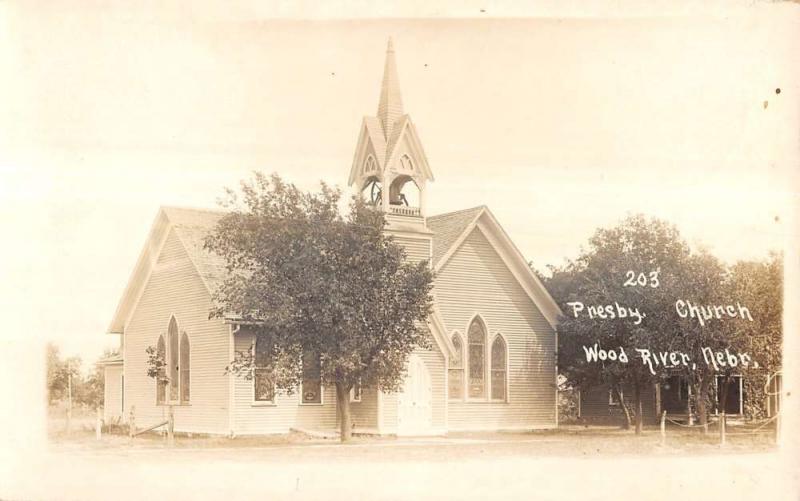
{"left": 448, "top": 334, "right": 464, "bottom": 400}
{"left": 491, "top": 336, "right": 506, "bottom": 401}
{"left": 468, "top": 320, "right": 485, "bottom": 398}
{"left": 180, "top": 332, "right": 190, "bottom": 403}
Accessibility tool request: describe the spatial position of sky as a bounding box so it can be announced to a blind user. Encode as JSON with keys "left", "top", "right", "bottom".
{"left": 1, "top": 2, "right": 798, "bottom": 368}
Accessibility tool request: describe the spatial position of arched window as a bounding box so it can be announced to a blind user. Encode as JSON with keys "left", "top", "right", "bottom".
{"left": 364, "top": 155, "right": 376, "bottom": 173}
{"left": 491, "top": 335, "right": 507, "bottom": 401}
{"left": 156, "top": 334, "right": 166, "bottom": 405}
{"left": 468, "top": 319, "right": 486, "bottom": 399}
{"left": 168, "top": 317, "right": 179, "bottom": 402}
{"left": 254, "top": 335, "right": 275, "bottom": 402}
{"left": 160, "top": 317, "right": 191, "bottom": 405}
{"left": 448, "top": 333, "right": 464, "bottom": 400}
{"left": 180, "top": 332, "right": 190, "bottom": 403}
{"left": 400, "top": 154, "right": 414, "bottom": 171}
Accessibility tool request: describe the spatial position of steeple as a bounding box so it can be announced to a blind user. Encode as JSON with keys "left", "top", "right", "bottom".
{"left": 348, "top": 38, "right": 434, "bottom": 228}
{"left": 377, "top": 38, "right": 404, "bottom": 140}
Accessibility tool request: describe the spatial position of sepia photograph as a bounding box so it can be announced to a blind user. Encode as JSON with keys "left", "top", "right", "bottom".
{"left": 1, "top": 1, "right": 798, "bottom": 500}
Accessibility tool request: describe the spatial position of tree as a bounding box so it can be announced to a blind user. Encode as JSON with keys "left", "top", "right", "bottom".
{"left": 671, "top": 250, "right": 728, "bottom": 432}
{"left": 46, "top": 342, "right": 81, "bottom": 404}
{"left": 548, "top": 214, "right": 691, "bottom": 434}
{"left": 205, "top": 173, "right": 435, "bottom": 442}
{"left": 77, "top": 348, "right": 118, "bottom": 410}
{"left": 724, "top": 253, "right": 782, "bottom": 419}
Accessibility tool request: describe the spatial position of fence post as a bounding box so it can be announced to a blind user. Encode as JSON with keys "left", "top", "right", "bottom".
{"left": 95, "top": 408, "right": 102, "bottom": 440}
{"left": 167, "top": 405, "right": 175, "bottom": 447}
{"left": 129, "top": 406, "right": 137, "bottom": 438}
{"left": 660, "top": 411, "right": 666, "bottom": 447}
{"left": 719, "top": 412, "right": 726, "bottom": 447}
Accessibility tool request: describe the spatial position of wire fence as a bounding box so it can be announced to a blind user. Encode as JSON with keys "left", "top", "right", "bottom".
{"left": 664, "top": 414, "right": 778, "bottom": 431}
{"left": 660, "top": 410, "right": 779, "bottom": 446}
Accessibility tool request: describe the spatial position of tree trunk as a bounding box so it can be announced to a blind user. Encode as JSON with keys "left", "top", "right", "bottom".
{"left": 616, "top": 386, "right": 632, "bottom": 430}
{"left": 633, "top": 380, "right": 643, "bottom": 435}
{"left": 335, "top": 381, "right": 353, "bottom": 443}
{"left": 697, "top": 376, "right": 710, "bottom": 434}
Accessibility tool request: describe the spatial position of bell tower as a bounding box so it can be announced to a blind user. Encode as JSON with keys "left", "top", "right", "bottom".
{"left": 349, "top": 38, "right": 434, "bottom": 247}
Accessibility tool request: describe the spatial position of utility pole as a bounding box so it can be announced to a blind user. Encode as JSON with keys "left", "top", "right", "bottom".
{"left": 66, "top": 363, "right": 72, "bottom": 434}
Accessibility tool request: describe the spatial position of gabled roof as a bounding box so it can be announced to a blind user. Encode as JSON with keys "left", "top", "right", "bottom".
{"left": 108, "top": 204, "right": 561, "bottom": 335}
{"left": 162, "top": 207, "right": 227, "bottom": 294}
{"left": 106, "top": 206, "right": 226, "bottom": 334}
{"left": 427, "top": 206, "right": 486, "bottom": 266}
{"left": 96, "top": 353, "right": 123, "bottom": 366}
{"left": 428, "top": 206, "right": 563, "bottom": 330}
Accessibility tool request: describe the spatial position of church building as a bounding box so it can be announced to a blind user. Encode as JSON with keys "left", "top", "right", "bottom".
{"left": 102, "top": 40, "right": 561, "bottom": 436}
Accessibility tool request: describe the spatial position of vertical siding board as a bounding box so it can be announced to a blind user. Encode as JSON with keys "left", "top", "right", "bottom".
{"left": 436, "top": 228, "right": 557, "bottom": 430}
{"left": 123, "top": 229, "right": 231, "bottom": 435}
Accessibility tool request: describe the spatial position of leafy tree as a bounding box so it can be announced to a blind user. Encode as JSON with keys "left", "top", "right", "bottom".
{"left": 75, "top": 365, "right": 104, "bottom": 409}
{"left": 671, "top": 250, "right": 728, "bottom": 431}
{"left": 205, "top": 173, "right": 435, "bottom": 442}
{"left": 46, "top": 343, "right": 81, "bottom": 404}
{"left": 75, "top": 348, "right": 119, "bottom": 410}
{"left": 724, "top": 253, "right": 782, "bottom": 419}
{"left": 548, "top": 214, "right": 691, "bottom": 434}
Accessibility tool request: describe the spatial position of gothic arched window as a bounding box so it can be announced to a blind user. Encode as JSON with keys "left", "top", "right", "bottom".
{"left": 400, "top": 154, "right": 414, "bottom": 171}
{"left": 156, "top": 334, "right": 166, "bottom": 405}
{"left": 168, "top": 317, "right": 179, "bottom": 402}
{"left": 491, "top": 335, "right": 507, "bottom": 401}
{"left": 364, "top": 155, "right": 376, "bottom": 173}
{"left": 448, "top": 333, "right": 464, "bottom": 400}
{"left": 467, "top": 319, "right": 486, "bottom": 399}
{"left": 180, "top": 332, "right": 190, "bottom": 403}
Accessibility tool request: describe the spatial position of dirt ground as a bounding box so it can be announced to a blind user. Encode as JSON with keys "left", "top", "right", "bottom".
{"left": 46, "top": 424, "right": 779, "bottom": 460}
{"left": 3, "top": 426, "right": 796, "bottom": 500}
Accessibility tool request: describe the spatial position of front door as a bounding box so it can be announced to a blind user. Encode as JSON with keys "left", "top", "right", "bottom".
{"left": 397, "top": 354, "right": 433, "bottom": 435}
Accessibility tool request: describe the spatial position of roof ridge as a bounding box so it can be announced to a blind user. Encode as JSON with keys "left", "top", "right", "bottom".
{"left": 162, "top": 205, "right": 229, "bottom": 215}
{"left": 429, "top": 205, "right": 486, "bottom": 220}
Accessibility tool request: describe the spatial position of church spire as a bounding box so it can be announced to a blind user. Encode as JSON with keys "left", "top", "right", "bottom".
{"left": 377, "top": 38, "right": 404, "bottom": 140}
{"left": 349, "top": 38, "right": 433, "bottom": 220}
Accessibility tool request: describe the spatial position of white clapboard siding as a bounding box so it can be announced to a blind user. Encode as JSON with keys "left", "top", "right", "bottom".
{"left": 436, "top": 227, "right": 556, "bottom": 430}
{"left": 123, "top": 229, "right": 231, "bottom": 435}
{"left": 415, "top": 343, "right": 447, "bottom": 429}
{"left": 103, "top": 365, "right": 124, "bottom": 422}
{"left": 351, "top": 387, "right": 378, "bottom": 430}
{"left": 232, "top": 330, "right": 338, "bottom": 435}
{"left": 380, "top": 392, "right": 398, "bottom": 433}
{"left": 377, "top": 231, "right": 444, "bottom": 434}
{"left": 392, "top": 234, "right": 432, "bottom": 263}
